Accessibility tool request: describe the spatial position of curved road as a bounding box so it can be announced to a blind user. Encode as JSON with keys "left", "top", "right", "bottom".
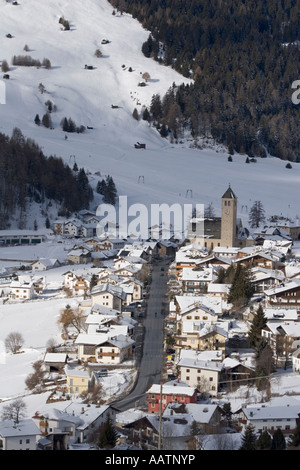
{"left": 113, "top": 257, "right": 170, "bottom": 411}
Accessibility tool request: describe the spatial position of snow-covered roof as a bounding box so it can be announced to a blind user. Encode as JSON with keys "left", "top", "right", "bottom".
{"left": 91, "top": 283, "right": 126, "bottom": 299}
{"left": 147, "top": 380, "right": 196, "bottom": 397}
{"left": 243, "top": 403, "right": 300, "bottom": 420}
{"left": 181, "top": 267, "right": 217, "bottom": 282}
{"left": 44, "top": 353, "right": 68, "bottom": 363}
{"left": 265, "top": 278, "right": 300, "bottom": 296}
{"left": 0, "top": 419, "right": 41, "bottom": 438}
{"left": 63, "top": 402, "right": 110, "bottom": 430}
{"left": 75, "top": 332, "right": 134, "bottom": 348}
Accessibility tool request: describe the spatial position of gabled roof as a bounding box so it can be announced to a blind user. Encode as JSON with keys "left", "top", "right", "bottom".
{"left": 0, "top": 419, "right": 41, "bottom": 438}
{"left": 147, "top": 380, "right": 197, "bottom": 397}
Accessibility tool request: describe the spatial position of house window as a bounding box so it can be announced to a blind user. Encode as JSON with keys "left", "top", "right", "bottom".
{"left": 186, "top": 376, "right": 190, "bottom": 381}
{"left": 26, "top": 439, "right": 30, "bottom": 444}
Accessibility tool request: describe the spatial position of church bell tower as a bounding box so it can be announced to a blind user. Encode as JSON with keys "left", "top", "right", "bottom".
{"left": 221, "top": 185, "right": 237, "bottom": 247}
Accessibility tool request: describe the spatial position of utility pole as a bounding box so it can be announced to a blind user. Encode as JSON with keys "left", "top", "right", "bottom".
{"left": 158, "top": 382, "right": 163, "bottom": 450}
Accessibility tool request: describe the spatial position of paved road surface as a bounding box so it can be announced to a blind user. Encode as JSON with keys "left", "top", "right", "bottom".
{"left": 113, "top": 258, "right": 170, "bottom": 411}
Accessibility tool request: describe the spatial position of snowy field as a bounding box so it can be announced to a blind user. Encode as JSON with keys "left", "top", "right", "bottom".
{"left": 0, "top": 0, "right": 299, "bottom": 423}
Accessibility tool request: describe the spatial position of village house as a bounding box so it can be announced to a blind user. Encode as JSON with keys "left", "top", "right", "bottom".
{"left": 235, "top": 250, "right": 277, "bottom": 270}
{"left": 181, "top": 266, "right": 218, "bottom": 294}
{"left": 220, "top": 356, "right": 255, "bottom": 392}
{"left": 62, "top": 402, "right": 117, "bottom": 444}
{"left": 237, "top": 396, "right": 300, "bottom": 435}
{"left": 167, "top": 402, "right": 224, "bottom": 435}
{"left": 123, "top": 415, "right": 159, "bottom": 450}
{"left": 213, "top": 246, "right": 240, "bottom": 259}
{"left": 274, "top": 218, "right": 300, "bottom": 241}
{"left": 72, "top": 277, "right": 90, "bottom": 297}
{"left": 32, "top": 408, "right": 83, "bottom": 450}
{"left": 147, "top": 380, "right": 198, "bottom": 414}
{"left": 85, "top": 314, "right": 135, "bottom": 339}
{"left": 9, "top": 279, "right": 35, "bottom": 301}
{"left": 174, "top": 294, "right": 224, "bottom": 320}
{"left": 252, "top": 225, "right": 292, "bottom": 244}
{"left": 250, "top": 266, "right": 285, "bottom": 293}
{"left": 62, "top": 271, "right": 90, "bottom": 296}
{"left": 292, "top": 347, "right": 300, "bottom": 372}
{"left": 81, "top": 223, "right": 97, "bottom": 238}
{"left": 261, "top": 319, "right": 300, "bottom": 362}
{"left": 75, "top": 330, "right": 134, "bottom": 365}
{"left": 264, "top": 278, "right": 300, "bottom": 309}
{"left": 64, "top": 220, "right": 82, "bottom": 237}
{"left": 65, "top": 364, "right": 91, "bottom": 394}
{"left": 90, "top": 283, "right": 126, "bottom": 310}
{"left": 0, "top": 419, "right": 41, "bottom": 450}
{"left": 175, "top": 321, "right": 227, "bottom": 355}
{"left": 176, "top": 302, "right": 218, "bottom": 334}
{"left": 68, "top": 248, "right": 92, "bottom": 264}
{"left": 207, "top": 283, "right": 231, "bottom": 302}
{"left": 123, "top": 400, "right": 223, "bottom": 450}
{"left": 177, "top": 350, "right": 223, "bottom": 396}
{"left": 193, "top": 253, "right": 233, "bottom": 272}
{"left": 114, "top": 264, "right": 141, "bottom": 278}
{"left": 53, "top": 221, "right": 64, "bottom": 235}
{"left": 175, "top": 244, "right": 208, "bottom": 278}
{"left": 31, "top": 258, "right": 60, "bottom": 271}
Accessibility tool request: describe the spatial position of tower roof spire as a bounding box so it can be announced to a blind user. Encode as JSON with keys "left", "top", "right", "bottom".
{"left": 222, "top": 185, "right": 237, "bottom": 199}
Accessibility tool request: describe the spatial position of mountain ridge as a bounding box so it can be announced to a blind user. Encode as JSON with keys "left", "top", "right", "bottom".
{"left": 0, "top": 0, "right": 299, "bottom": 230}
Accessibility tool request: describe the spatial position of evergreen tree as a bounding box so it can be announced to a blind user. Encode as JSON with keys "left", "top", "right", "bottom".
{"left": 142, "top": 107, "right": 151, "bottom": 121}
{"left": 240, "top": 424, "right": 257, "bottom": 450}
{"left": 228, "top": 264, "right": 254, "bottom": 307}
{"left": 247, "top": 304, "right": 267, "bottom": 348}
{"left": 256, "top": 430, "right": 272, "bottom": 450}
{"left": 142, "top": 34, "right": 153, "bottom": 58}
{"left": 223, "top": 403, "right": 233, "bottom": 428}
{"left": 98, "top": 414, "right": 118, "bottom": 449}
{"left": 90, "top": 274, "right": 98, "bottom": 291}
{"left": 248, "top": 201, "right": 266, "bottom": 228}
{"left": 96, "top": 179, "right": 107, "bottom": 195}
{"left": 34, "top": 114, "right": 41, "bottom": 126}
{"left": 103, "top": 175, "right": 117, "bottom": 206}
{"left": 271, "top": 428, "right": 286, "bottom": 450}
{"left": 255, "top": 339, "right": 274, "bottom": 391}
{"left": 288, "top": 422, "right": 300, "bottom": 449}
{"left": 150, "top": 94, "right": 162, "bottom": 120}
{"left": 42, "top": 113, "right": 52, "bottom": 129}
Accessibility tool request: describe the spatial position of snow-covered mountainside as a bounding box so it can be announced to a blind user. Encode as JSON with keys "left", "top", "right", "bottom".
{"left": 0, "top": 0, "right": 299, "bottom": 227}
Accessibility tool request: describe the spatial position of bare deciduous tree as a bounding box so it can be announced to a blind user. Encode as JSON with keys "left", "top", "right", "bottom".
{"left": 5, "top": 332, "right": 24, "bottom": 354}
{"left": 1, "top": 398, "right": 27, "bottom": 423}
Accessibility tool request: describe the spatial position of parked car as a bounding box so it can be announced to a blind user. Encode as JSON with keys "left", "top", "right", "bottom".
{"left": 98, "top": 368, "right": 108, "bottom": 377}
